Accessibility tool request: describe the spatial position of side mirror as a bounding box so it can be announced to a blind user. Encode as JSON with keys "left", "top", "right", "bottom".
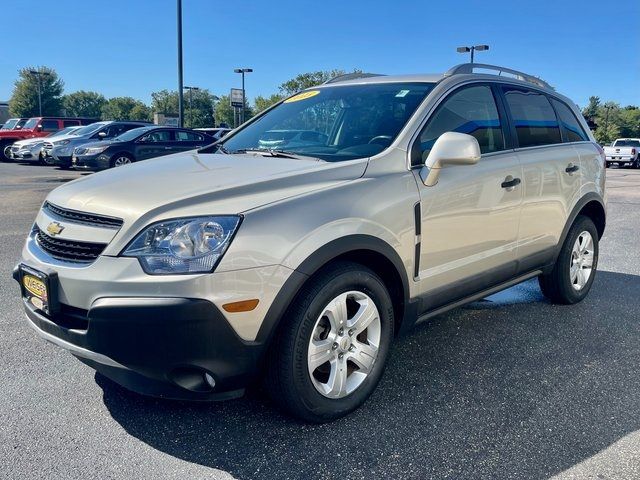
{"left": 419, "top": 132, "right": 481, "bottom": 187}
{"left": 36, "top": 124, "right": 43, "bottom": 131}
{"left": 98, "top": 131, "right": 107, "bottom": 139}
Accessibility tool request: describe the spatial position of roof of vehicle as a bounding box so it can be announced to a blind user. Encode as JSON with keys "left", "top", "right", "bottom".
{"left": 322, "top": 63, "right": 554, "bottom": 92}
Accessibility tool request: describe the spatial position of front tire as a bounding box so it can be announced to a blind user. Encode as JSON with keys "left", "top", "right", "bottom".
{"left": 539, "top": 215, "right": 599, "bottom": 304}
{"left": 265, "top": 261, "right": 394, "bottom": 422}
{"left": 109, "top": 153, "right": 133, "bottom": 168}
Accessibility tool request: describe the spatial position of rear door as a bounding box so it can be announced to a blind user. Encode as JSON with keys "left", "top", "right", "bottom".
{"left": 500, "top": 86, "right": 582, "bottom": 271}
{"left": 173, "top": 129, "right": 209, "bottom": 153}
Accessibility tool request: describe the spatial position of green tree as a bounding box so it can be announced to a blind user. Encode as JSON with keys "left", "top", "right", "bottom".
{"left": 151, "top": 89, "right": 219, "bottom": 127}
{"left": 62, "top": 90, "right": 106, "bottom": 118}
{"left": 254, "top": 93, "right": 285, "bottom": 113}
{"left": 278, "top": 69, "right": 361, "bottom": 96}
{"left": 9, "top": 66, "right": 64, "bottom": 117}
{"left": 594, "top": 102, "right": 621, "bottom": 144}
{"left": 582, "top": 96, "right": 600, "bottom": 119}
{"left": 101, "top": 97, "right": 150, "bottom": 121}
{"left": 213, "top": 95, "right": 253, "bottom": 127}
{"left": 129, "top": 103, "right": 152, "bottom": 122}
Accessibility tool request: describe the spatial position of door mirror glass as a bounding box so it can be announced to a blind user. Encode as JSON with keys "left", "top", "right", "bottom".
{"left": 420, "top": 132, "right": 480, "bottom": 187}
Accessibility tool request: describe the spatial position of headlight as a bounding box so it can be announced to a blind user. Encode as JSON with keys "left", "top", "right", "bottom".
{"left": 122, "top": 216, "right": 241, "bottom": 274}
{"left": 82, "top": 146, "right": 108, "bottom": 155}
{"left": 55, "top": 139, "right": 71, "bottom": 146}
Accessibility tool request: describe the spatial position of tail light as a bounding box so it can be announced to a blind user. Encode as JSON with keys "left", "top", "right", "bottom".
{"left": 632, "top": 148, "right": 636, "bottom": 155}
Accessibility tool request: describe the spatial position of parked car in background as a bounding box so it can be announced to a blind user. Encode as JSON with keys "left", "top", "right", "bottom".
{"left": 604, "top": 138, "right": 640, "bottom": 168}
{"left": 194, "top": 127, "right": 232, "bottom": 141}
{"left": 6, "top": 126, "right": 83, "bottom": 165}
{"left": 44, "top": 121, "right": 153, "bottom": 168}
{"left": 1, "top": 117, "right": 28, "bottom": 131}
{"left": 14, "top": 63, "right": 606, "bottom": 422}
{"left": 0, "top": 116, "right": 96, "bottom": 161}
{"left": 72, "top": 126, "right": 213, "bottom": 171}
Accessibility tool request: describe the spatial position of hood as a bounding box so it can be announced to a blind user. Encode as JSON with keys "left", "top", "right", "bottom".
{"left": 78, "top": 140, "right": 119, "bottom": 150}
{"left": 46, "top": 133, "right": 82, "bottom": 145}
{"left": 14, "top": 137, "right": 48, "bottom": 148}
{"left": 46, "top": 151, "right": 367, "bottom": 226}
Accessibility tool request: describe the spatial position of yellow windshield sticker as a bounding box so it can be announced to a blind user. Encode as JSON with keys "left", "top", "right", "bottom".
{"left": 284, "top": 90, "right": 321, "bottom": 103}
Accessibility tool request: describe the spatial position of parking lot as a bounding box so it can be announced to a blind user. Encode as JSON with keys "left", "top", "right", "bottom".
{"left": 1, "top": 162, "right": 639, "bottom": 479}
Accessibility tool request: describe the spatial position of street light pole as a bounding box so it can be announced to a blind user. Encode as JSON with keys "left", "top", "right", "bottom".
{"left": 177, "top": 0, "right": 184, "bottom": 127}
{"left": 28, "top": 69, "right": 50, "bottom": 116}
{"left": 184, "top": 86, "right": 200, "bottom": 128}
{"left": 234, "top": 68, "right": 253, "bottom": 124}
{"left": 456, "top": 44, "right": 489, "bottom": 64}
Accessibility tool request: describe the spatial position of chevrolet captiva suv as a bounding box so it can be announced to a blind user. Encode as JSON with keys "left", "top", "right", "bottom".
{"left": 14, "top": 64, "right": 606, "bottom": 422}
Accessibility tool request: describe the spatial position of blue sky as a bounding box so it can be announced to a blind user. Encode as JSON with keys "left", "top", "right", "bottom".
{"left": 2, "top": 0, "right": 638, "bottom": 108}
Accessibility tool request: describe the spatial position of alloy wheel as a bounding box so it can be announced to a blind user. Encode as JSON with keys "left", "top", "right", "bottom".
{"left": 307, "top": 290, "right": 381, "bottom": 399}
{"left": 113, "top": 156, "right": 131, "bottom": 167}
{"left": 570, "top": 231, "right": 594, "bottom": 290}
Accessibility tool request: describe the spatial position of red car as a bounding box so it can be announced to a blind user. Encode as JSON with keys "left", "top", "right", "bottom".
{"left": 0, "top": 116, "right": 96, "bottom": 161}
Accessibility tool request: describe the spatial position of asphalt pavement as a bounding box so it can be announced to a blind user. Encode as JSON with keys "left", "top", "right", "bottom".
{"left": 1, "top": 162, "right": 639, "bottom": 480}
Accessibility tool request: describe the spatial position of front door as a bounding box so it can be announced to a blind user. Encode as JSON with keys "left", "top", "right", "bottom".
{"left": 411, "top": 83, "right": 522, "bottom": 310}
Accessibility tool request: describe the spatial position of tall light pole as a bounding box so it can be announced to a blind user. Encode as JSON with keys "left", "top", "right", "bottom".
{"left": 184, "top": 86, "right": 200, "bottom": 128}
{"left": 28, "top": 69, "right": 51, "bottom": 116}
{"left": 177, "top": 0, "right": 184, "bottom": 127}
{"left": 456, "top": 44, "right": 489, "bottom": 64}
{"left": 234, "top": 68, "right": 253, "bottom": 124}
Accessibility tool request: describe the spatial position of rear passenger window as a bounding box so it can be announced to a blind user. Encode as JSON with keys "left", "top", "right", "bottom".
{"left": 551, "top": 99, "right": 589, "bottom": 142}
{"left": 417, "top": 85, "right": 504, "bottom": 162}
{"left": 41, "top": 120, "right": 59, "bottom": 132}
{"left": 63, "top": 120, "right": 79, "bottom": 127}
{"left": 176, "top": 131, "right": 203, "bottom": 141}
{"left": 502, "top": 87, "right": 561, "bottom": 148}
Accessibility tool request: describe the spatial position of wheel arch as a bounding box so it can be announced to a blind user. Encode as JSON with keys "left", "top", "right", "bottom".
{"left": 555, "top": 193, "right": 606, "bottom": 264}
{"left": 255, "top": 235, "right": 414, "bottom": 351}
{"left": 110, "top": 151, "right": 135, "bottom": 166}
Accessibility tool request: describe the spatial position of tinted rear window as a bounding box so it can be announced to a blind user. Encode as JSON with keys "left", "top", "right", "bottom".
{"left": 551, "top": 99, "right": 589, "bottom": 142}
{"left": 613, "top": 140, "right": 640, "bottom": 147}
{"left": 502, "top": 87, "right": 562, "bottom": 148}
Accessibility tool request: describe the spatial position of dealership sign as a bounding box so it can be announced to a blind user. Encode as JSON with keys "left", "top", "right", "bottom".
{"left": 230, "top": 88, "right": 244, "bottom": 108}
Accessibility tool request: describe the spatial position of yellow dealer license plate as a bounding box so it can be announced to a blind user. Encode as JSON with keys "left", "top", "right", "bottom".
{"left": 20, "top": 265, "right": 58, "bottom": 315}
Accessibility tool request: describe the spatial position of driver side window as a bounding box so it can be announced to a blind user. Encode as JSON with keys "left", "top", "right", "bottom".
{"left": 416, "top": 85, "right": 504, "bottom": 165}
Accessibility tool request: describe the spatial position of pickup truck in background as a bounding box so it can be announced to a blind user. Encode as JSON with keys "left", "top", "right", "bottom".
{"left": 604, "top": 138, "right": 640, "bottom": 168}
{"left": 0, "top": 116, "right": 96, "bottom": 161}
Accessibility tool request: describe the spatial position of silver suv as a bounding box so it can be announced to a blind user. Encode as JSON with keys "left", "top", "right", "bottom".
{"left": 14, "top": 64, "right": 606, "bottom": 422}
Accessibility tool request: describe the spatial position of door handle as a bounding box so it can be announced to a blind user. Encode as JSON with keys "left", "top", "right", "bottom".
{"left": 501, "top": 176, "right": 521, "bottom": 190}
{"left": 164, "top": 146, "right": 172, "bottom": 149}
{"left": 565, "top": 163, "right": 580, "bottom": 173}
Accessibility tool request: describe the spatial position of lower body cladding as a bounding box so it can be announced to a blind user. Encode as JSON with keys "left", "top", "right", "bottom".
{"left": 21, "top": 295, "right": 262, "bottom": 400}
{"left": 14, "top": 254, "right": 298, "bottom": 400}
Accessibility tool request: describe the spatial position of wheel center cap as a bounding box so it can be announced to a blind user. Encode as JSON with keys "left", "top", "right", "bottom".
{"left": 339, "top": 336, "right": 351, "bottom": 352}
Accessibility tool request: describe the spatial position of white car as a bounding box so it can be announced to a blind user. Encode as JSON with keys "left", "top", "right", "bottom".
{"left": 8, "top": 126, "right": 82, "bottom": 165}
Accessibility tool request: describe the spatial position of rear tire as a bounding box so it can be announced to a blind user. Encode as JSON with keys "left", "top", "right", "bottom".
{"left": 265, "top": 261, "right": 394, "bottom": 423}
{"left": 539, "top": 215, "right": 599, "bottom": 304}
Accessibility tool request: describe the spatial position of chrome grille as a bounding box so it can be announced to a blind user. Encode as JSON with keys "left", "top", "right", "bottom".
{"left": 43, "top": 202, "right": 123, "bottom": 229}
{"left": 34, "top": 226, "right": 107, "bottom": 263}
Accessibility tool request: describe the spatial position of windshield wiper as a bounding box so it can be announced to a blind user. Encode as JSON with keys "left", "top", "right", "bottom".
{"left": 230, "top": 148, "right": 318, "bottom": 161}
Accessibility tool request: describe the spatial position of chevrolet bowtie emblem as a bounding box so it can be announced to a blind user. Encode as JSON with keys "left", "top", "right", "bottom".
{"left": 46, "top": 221, "right": 65, "bottom": 236}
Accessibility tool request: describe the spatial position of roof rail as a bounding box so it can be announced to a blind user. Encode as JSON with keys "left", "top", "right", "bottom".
{"left": 323, "top": 72, "right": 385, "bottom": 84}
{"left": 444, "top": 63, "right": 553, "bottom": 90}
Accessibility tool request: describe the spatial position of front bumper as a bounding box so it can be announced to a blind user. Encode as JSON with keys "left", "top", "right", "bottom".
{"left": 19, "top": 292, "right": 261, "bottom": 400}
{"left": 72, "top": 153, "right": 109, "bottom": 171}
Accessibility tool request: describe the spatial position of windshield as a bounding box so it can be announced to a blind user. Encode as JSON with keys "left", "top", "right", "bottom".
{"left": 72, "top": 122, "right": 109, "bottom": 137}
{"left": 218, "top": 82, "right": 435, "bottom": 161}
{"left": 1, "top": 118, "right": 20, "bottom": 130}
{"left": 113, "top": 126, "right": 155, "bottom": 142}
{"left": 22, "top": 118, "right": 39, "bottom": 130}
{"left": 614, "top": 140, "right": 640, "bottom": 147}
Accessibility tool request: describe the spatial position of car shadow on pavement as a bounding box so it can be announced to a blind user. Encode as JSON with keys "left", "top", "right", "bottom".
{"left": 99, "top": 271, "right": 640, "bottom": 479}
